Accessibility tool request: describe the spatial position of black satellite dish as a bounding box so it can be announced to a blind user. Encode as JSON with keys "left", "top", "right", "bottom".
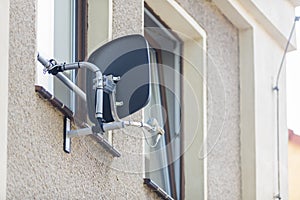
{"left": 86, "top": 34, "right": 151, "bottom": 123}
{"left": 37, "top": 34, "right": 165, "bottom": 155}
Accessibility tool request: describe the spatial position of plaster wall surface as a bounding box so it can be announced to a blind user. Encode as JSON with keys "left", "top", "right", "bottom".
{"left": 253, "top": 25, "right": 288, "bottom": 200}
{"left": 5, "top": 0, "right": 296, "bottom": 199}
{"left": 208, "top": 0, "right": 294, "bottom": 199}
{"left": 7, "top": 0, "right": 241, "bottom": 199}
{"left": 7, "top": 0, "right": 158, "bottom": 199}
{"left": 112, "top": 0, "right": 143, "bottom": 39}
{"left": 176, "top": 0, "right": 240, "bottom": 199}
{"left": 7, "top": 0, "right": 245, "bottom": 199}
{"left": 249, "top": 0, "right": 296, "bottom": 48}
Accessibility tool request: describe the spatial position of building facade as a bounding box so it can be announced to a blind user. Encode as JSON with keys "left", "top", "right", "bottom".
{"left": 0, "top": 0, "right": 299, "bottom": 199}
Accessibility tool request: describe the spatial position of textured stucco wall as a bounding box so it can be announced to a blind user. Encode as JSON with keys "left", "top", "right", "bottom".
{"left": 112, "top": 0, "right": 143, "bottom": 39}
{"left": 7, "top": 0, "right": 158, "bottom": 199}
{"left": 212, "top": 1, "right": 294, "bottom": 199}
{"left": 7, "top": 0, "right": 239, "bottom": 199}
{"left": 176, "top": 0, "right": 241, "bottom": 199}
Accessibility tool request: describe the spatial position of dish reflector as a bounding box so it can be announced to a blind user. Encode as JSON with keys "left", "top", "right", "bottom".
{"left": 87, "top": 34, "right": 151, "bottom": 123}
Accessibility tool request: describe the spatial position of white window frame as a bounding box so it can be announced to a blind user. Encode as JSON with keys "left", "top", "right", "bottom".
{"left": 143, "top": 0, "right": 207, "bottom": 199}
{"left": 36, "top": 0, "right": 55, "bottom": 93}
{"left": 0, "top": 0, "right": 9, "bottom": 198}
{"left": 36, "top": 0, "right": 112, "bottom": 109}
{"left": 36, "top": 0, "right": 76, "bottom": 109}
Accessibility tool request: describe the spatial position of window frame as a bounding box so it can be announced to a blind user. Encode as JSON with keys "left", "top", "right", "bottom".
{"left": 144, "top": 5, "right": 184, "bottom": 200}
{"left": 36, "top": 0, "right": 86, "bottom": 111}
{"left": 53, "top": 0, "right": 77, "bottom": 111}
{"left": 36, "top": 0, "right": 112, "bottom": 124}
{"left": 74, "top": 0, "right": 88, "bottom": 121}
{"left": 143, "top": 0, "right": 207, "bottom": 199}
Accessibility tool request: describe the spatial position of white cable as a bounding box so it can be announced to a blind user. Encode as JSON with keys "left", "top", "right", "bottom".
{"left": 143, "top": 130, "right": 161, "bottom": 148}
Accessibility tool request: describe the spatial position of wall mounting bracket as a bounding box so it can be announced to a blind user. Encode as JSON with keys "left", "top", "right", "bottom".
{"left": 64, "top": 117, "right": 121, "bottom": 157}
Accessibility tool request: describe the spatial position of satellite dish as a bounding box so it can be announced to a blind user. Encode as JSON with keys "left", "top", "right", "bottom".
{"left": 86, "top": 34, "right": 151, "bottom": 123}
{"left": 37, "top": 34, "right": 164, "bottom": 155}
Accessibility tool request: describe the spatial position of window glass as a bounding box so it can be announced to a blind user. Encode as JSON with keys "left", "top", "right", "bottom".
{"left": 144, "top": 49, "right": 172, "bottom": 195}
{"left": 87, "top": 0, "right": 111, "bottom": 55}
{"left": 53, "top": 0, "right": 75, "bottom": 110}
{"left": 144, "top": 7, "right": 182, "bottom": 199}
{"left": 37, "top": 0, "right": 111, "bottom": 121}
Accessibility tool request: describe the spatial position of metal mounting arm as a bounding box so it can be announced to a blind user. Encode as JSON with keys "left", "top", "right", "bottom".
{"left": 38, "top": 54, "right": 113, "bottom": 155}
{"left": 63, "top": 117, "right": 164, "bottom": 155}
{"left": 56, "top": 73, "right": 87, "bottom": 101}
{"left": 102, "top": 118, "right": 165, "bottom": 147}
{"left": 37, "top": 54, "right": 103, "bottom": 120}
{"left": 37, "top": 54, "right": 164, "bottom": 156}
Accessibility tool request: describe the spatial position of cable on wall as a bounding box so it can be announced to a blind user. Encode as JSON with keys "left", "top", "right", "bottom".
{"left": 273, "top": 16, "right": 300, "bottom": 200}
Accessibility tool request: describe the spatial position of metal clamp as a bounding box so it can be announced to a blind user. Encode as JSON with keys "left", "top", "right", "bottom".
{"left": 103, "top": 75, "right": 120, "bottom": 94}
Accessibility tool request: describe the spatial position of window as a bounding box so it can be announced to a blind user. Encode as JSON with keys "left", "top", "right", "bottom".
{"left": 36, "top": 0, "right": 111, "bottom": 122}
{"left": 53, "top": 0, "right": 76, "bottom": 110}
{"left": 144, "top": 6, "right": 182, "bottom": 200}
{"left": 144, "top": 1, "right": 207, "bottom": 199}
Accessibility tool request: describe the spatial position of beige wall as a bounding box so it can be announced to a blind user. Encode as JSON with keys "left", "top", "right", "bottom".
{"left": 5, "top": 0, "right": 297, "bottom": 199}
{"left": 176, "top": 1, "right": 240, "bottom": 199}
{"left": 0, "top": 0, "right": 9, "bottom": 199}
{"left": 6, "top": 0, "right": 240, "bottom": 199}
{"left": 145, "top": 0, "right": 240, "bottom": 199}
{"left": 239, "top": 0, "right": 296, "bottom": 50}
{"left": 214, "top": 0, "right": 296, "bottom": 199}
{"left": 6, "top": 0, "right": 157, "bottom": 199}
{"left": 7, "top": 0, "right": 240, "bottom": 199}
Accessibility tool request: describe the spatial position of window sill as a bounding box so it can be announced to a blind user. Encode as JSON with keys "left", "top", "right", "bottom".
{"left": 143, "top": 178, "right": 174, "bottom": 200}
{"left": 35, "top": 85, "right": 73, "bottom": 120}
